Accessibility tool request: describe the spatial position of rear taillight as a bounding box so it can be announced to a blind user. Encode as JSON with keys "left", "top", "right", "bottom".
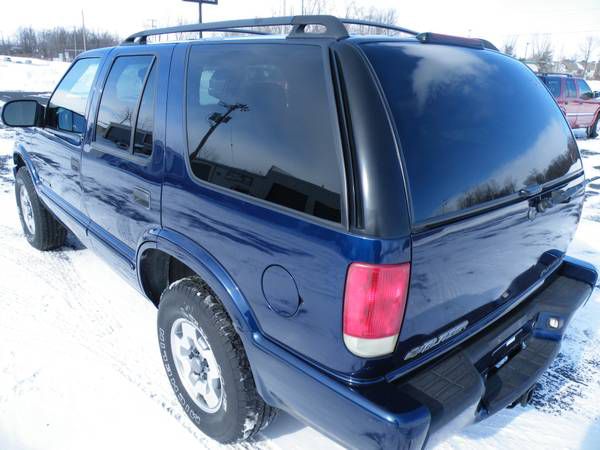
{"left": 343, "top": 262, "right": 410, "bottom": 358}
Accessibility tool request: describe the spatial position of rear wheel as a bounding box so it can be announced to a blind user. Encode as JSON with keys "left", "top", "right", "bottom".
{"left": 587, "top": 115, "right": 599, "bottom": 139}
{"left": 15, "top": 167, "right": 66, "bottom": 251}
{"left": 157, "top": 277, "right": 276, "bottom": 443}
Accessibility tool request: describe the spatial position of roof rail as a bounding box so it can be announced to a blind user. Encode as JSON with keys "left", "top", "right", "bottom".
{"left": 538, "top": 72, "right": 573, "bottom": 77}
{"left": 121, "top": 15, "right": 421, "bottom": 45}
{"left": 340, "top": 19, "right": 418, "bottom": 36}
{"left": 122, "top": 15, "right": 349, "bottom": 44}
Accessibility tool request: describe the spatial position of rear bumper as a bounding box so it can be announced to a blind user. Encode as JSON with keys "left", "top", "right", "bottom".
{"left": 247, "top": 256, "right": 597, "bottom": 450}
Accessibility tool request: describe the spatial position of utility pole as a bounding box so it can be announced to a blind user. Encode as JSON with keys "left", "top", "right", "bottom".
{"left": 198, "top": 2, "right": 203, "bottom": 37}
{"left": 81, "top": 10, "right": 87, "bottom": 52}
{"left": 301, "top": 0, "right": 304, "bottom": 15}
{"left": 183, "top": 1, "right": 218, "bottom": 38}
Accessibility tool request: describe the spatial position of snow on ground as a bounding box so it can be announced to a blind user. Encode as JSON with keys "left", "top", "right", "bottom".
{"left": 588, "top": 80, "right": 600, "bottom": 92}
{"left": 0, "top": 132, "right": 599, "bottom": 450}
{"left": 0, "top": 56, "right": 68, "bottom": 95}
{"left": 0, "top": 57, "right": 599, "bottom": 449}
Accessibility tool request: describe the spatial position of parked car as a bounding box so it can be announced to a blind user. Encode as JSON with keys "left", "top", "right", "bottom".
{"left": 2, "top": 16, "right": 598, "bottom": 450}
{"left": 2, "top": 56, "right": 12, "bottom": 62}
{"left": 538, "top": 73, "right": 600, "bottom": 138}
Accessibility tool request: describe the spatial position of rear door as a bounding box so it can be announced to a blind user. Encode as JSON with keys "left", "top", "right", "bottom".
{"left": 362, "top": 42, "right": 585, "bottom": 364}
{"left": 81, "top": 46, "right": 170, "bottom": 276}
{"left": 565, "top": 77, "right": 580, "bottom": 127}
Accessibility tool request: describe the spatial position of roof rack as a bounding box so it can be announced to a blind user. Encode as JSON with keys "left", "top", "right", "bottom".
{"left": 339, "top": 19, "right": 418, "bottom": 36}
{"left": 122, "top": 15, "right": 418, "bottom": 45}
{"left": 538, "top": 72, "right": 573, "bottom": 77}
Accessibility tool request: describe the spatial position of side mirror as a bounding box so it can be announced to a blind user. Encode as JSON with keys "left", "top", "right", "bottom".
{"left": 1, "top": 99, "right": 44, "bottom": 127}
{"left": 594, "top": 91, "right": 600, "bottom": 99}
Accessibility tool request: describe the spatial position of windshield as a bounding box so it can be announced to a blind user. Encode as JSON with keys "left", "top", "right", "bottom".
{"left": 362, "top": 42, "right": 583, "bottom": 224}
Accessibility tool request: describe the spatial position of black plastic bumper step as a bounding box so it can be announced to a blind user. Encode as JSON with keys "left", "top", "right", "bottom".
{"left": 481, "top": 337, "right": 559, "bottom": 415}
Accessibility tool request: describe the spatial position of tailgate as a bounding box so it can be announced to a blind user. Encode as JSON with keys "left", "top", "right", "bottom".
{"left": 402, "top": 174, "right": 584, "bottom": 361}
{"left": 360, "top": 41, "right": 585, "bottom": 366}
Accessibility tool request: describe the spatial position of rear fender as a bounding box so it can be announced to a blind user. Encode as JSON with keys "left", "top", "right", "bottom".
{"left": 136, "top": 228, "right": 259, "bottom": 336}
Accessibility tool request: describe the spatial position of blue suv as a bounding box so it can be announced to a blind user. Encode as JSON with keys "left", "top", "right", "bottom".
{"left": 2, "top": 16, "right": 598, "bottom": 450}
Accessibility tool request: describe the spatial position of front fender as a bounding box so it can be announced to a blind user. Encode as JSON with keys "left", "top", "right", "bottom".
{"left": 13, "top": 141, "right": 40, "bottom": 185}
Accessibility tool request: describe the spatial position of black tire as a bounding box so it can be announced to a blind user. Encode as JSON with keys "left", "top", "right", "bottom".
{"left": 157, "top": 277, "right": 276, "bottom": 443}
{"left": 15, "top": 167, "right": 67, "bottom": 251}
{"left": 587, "top": 115, "right": 599, "bottom": 139}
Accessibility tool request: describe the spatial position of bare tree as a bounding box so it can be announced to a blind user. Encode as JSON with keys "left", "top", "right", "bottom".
{"left": 0, "top": 33, "right": 12, "bottom": 55}
{"left": 16, "top": 27, "right": 38, "bottom": 56}
{"left": 344, "top": 3, "right": 399, "bottom": 35}
{"left": 502, "top": 36, "right": 518, "bottom": 57}
{"left": 302, "top": 0, "right": 331, "bottom": 15}
{"left": 580, "top": 35, "right": 599, "bottom": 77}
{"left": 530, "top": 35, "right": 554, "bottom": 72}
{"left": 8, "top": 26, "right": 118, "bottom": 58}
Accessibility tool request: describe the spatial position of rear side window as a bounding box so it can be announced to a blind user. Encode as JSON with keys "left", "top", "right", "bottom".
{"left": 95, "top": 55, "right": 155, "bottom": 154}
{"left": 186, "top": 44, "right": 343, "bottom": 223}
{"left": 362, "top": 42, "right": 582, "bottom": 224}
{"left": 46, "top": 58, "right": 100, "bottom": 133}
{"left": 133, "top": 65, "right": 157, "bottom": 156}
{"left": 542, "top": 77, "right": 561, "bottom": 98}
{"left": 566, "top": 79, "right": 577, "bottom": 98}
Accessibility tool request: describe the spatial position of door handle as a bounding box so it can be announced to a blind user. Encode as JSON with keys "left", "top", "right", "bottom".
{"left": 132, "top": 187, "right": 151, "bottom": 209}
{"left": 71, "top": 157, "right": 80, "bottom": 172}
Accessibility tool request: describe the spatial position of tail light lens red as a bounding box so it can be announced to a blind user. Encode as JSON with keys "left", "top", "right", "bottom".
{"left": 343, "top": 262, "right": 410, "bottom": 357}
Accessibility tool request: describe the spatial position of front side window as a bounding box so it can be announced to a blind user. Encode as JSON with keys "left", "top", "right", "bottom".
{"left": 185, "top": 44, "right": 343, "bottom": 223}
{"left": 95, "top": 55, "right": 154, "bottom": 153}
{"left": 566, "top": 79, "right": 577, "bottom": 98}
{"left": 577, "top": 79, "right": 592, "bottom": 99}
{"left": 46, "top": 58, "right": 100, "bottom": 133}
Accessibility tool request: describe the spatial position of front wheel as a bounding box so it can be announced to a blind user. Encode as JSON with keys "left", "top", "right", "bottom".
{"left": 15, "top": 167, "right": 66, "bottom": 250}
{"left": 157, "top": 277, "right": 276, "bottom": 443}
{"left": 587, "top": 115, "right": 599, "bottom": 139}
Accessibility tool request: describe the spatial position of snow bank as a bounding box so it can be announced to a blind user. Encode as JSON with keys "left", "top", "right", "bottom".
{"left": 0, "top": 55, "right": 69, "bottom": 92}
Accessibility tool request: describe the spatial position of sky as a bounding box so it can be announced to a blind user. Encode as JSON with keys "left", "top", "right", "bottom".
{"left": 1, "top": 0, "right": 599, "bottom": 60}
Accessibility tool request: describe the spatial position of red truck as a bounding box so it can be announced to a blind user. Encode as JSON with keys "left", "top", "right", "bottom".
{"left": 538, "top": 73, "right": 600, "bottom": 138}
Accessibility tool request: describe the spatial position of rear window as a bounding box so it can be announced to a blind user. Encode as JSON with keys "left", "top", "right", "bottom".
{"left": 362, "top": 42, "right": 582, "bottom": 223}
{"left": 541, "top": 77, "right": 561, "bottom": 98}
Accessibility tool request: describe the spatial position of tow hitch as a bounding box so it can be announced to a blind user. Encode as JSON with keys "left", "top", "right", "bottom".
{"left": 508, "top": 383, "right": 539, "bottom": 409}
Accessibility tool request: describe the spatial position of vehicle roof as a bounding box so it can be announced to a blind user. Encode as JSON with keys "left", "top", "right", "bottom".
{"left": 76, "top": 46, "right": 113, "bottom": 59}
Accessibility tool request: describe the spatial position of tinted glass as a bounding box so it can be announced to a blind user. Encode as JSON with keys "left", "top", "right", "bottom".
{"left": 566, "top": 79, "right": 577, "bottom": 98}
{"left": 577, "top": 79, "right": 592, "bottom": 99}
{"left": 133, "top": 65, "right": 157, "bottom": 156}
{"left": 95, "top": 56, "right": 153, "bottom": 151}
{"left": 186, "top": 44, "right": 343, "bottom": 223}
{"left": 46, "top": 58, "right": 99, "bottom": 133}
{"left": 363, "top": 42, "right": 582, "bottom": 223}
{"left": 542, "top": 77, "right": 561, "bottom": 98}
